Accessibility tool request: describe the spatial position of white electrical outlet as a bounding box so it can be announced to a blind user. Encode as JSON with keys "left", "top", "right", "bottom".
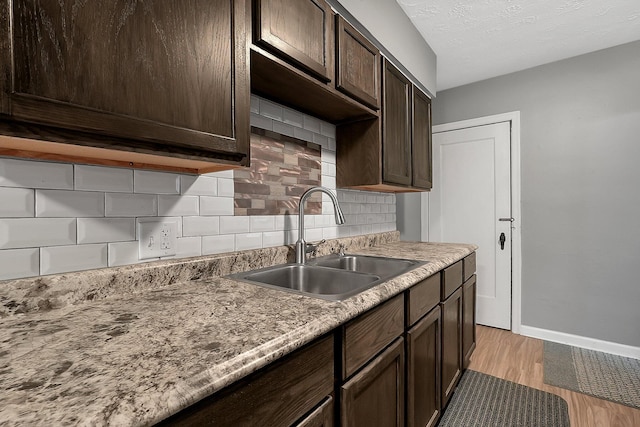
{"left": 138, "top": 221, "right": 178, "bottom": 260}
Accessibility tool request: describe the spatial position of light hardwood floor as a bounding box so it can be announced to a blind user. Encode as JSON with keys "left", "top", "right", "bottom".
{"left": 468, "top": 326, "right": 640, "bottom": 427}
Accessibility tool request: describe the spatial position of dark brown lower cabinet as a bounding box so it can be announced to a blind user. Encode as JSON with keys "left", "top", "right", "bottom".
{"left": 441, "top": 286, "right": 463, "bottom": 409}
{"left": 158, "top": 335, "right": 334, "bottom": 426}
{"left": 296, "top": 396, "right": 334, "bottom": 427}
{"left": 406, "top": 306, "right": 441, "bottom": 427}
{"left": 341, "top": 338, "right": 405, "bottom": 427}
{"left": 462, "top": 275, "right": 477, "bottom": 369}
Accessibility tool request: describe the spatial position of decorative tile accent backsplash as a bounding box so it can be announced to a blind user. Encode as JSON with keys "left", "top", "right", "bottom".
{"left": 235, "top": 129, "right": 322, "bottom": 216}
{"left": 0, "top": 95, "right": 396, "bottom": 280}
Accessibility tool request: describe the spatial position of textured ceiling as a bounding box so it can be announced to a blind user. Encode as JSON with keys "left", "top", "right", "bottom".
{"left": 396, "top": 0, "right": 640, "bottom": 91}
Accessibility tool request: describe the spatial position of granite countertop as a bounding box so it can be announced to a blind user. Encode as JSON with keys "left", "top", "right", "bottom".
{"left": 0, "top": 236, "right": 476, "bottom": 426}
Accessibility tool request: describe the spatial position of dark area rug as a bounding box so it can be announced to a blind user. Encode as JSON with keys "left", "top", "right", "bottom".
{"left": 543, "top": 341, "right": 640, "bottom": 409}
{"left": 438, "top": 370, "right": 570, "bottom": 427}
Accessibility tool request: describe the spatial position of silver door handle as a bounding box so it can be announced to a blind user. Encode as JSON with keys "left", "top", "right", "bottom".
{"left": 499, "top": 217, "right": 514, "bottom": 222}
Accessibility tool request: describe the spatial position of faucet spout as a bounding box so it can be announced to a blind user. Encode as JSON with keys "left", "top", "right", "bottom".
{"left": 296, "top": 186, "right": 345, "bottom": 264}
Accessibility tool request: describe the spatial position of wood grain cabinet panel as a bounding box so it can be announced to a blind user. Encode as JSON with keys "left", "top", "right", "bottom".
{"left": 462, "top": 275, "right": 477, "bottom": 369}
{"left": 342, "top": 294, "right": 404, "bottom": 379}
{"left": 441, "top": 287, "right": 463, "bottom": 409}
{"left": 335, "top": 16, "right": 380, "bottom": 110}
{"left": 442, "top": 260, "right": 463, "bottom": 300}
{"left": 341, "top": 337, "right": 405, "bottom": 427}
{"left": 295, "top": 396, "right": 334, "bottom": 427}
{"left": 412, "top": 87, "right": 433, "bottom": 190}
{"left": 407, "top": 306, "right": 441, "bottom": 427}
{"left": 406, "top": 273, "right": 440, "bottom": 327}
{"left": 382, "top": 59, "right": 412, "bottom": 187}
{"left": 159, "top": 335, "right": 334, "bottom": 426}
{"left": 1, "top": 0, "right": 250, "bottom": 170}
{"left": 254, "top": 0, "right": 333, "bottom": 82}
{"left": 463, "top": 252, "right": 476, "bottom": 282}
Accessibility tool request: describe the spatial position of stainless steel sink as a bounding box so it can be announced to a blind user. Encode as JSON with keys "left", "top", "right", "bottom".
{"left": 229, "top": 264, "right": 381, "bottom": 301}
{"left": 308, "top": 254, "right": 425, "bottom": 280}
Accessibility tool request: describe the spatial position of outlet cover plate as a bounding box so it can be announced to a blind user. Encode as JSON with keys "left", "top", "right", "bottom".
{"left": 138, "top": 220, "right": 178, "bottom": 259}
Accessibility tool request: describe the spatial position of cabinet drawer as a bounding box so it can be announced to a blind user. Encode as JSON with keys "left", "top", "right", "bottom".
{"left": 442, "top": 260, "right": 463, "bottom": 300}
{"left": 406, "top": 273, "right": 440, "bottom": 327}
{"left": 463, "top": 252, "right": 476, "bottom": 281}
{"left": 342, "top": 294, "right": 404, "bottom": 379}
{"left": 160, "top": 335, "right": 334, "bottom": 426}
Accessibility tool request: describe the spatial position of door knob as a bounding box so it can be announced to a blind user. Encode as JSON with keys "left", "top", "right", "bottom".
{"left": 499, "top": 232, "right": 506, "bottom": 250}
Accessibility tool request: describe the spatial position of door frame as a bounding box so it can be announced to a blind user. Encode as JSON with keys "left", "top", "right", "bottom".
{"left": 433, "top": 112, "right": 522, "bottom": 334}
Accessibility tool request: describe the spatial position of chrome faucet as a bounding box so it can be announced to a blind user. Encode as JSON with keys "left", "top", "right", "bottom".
{"left": 296, "top": 186, "right": 345, "bottom": 264}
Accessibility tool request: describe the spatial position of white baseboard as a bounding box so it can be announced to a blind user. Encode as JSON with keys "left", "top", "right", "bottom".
{"left": 519, "top": 325, "right": 640, "bottom": 359}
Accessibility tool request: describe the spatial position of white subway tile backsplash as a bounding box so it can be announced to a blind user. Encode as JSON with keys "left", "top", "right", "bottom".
{"left": 36, "top": 190, "right": 104, "bottom": 218}
{"left": 41, "top": 243, "right": 107, "bottom": 275}
{"left": 259, "top": 99, "right": 284, "bottom": 121}
{"left": 219, "top": 216, "right": 250, "bottom": 234}
{"left": 250, "top": 113, "right": 273, "bottom": 131}
{"left": 0, "top": 248, "right": 39, "bottom": 280}
{"left": 293, "top": 127, "right": 314, "bottom": 143}
{"left": 250, "top": 216, "right": 275, "bottom": 232}
{"left": 183, "top": 216, "right": 219, "bottom": 237}
{"left": 272, "top": 121, "right": 295, "bottom": 138}
{"left": 262, "top": 231, "right": 286, "bottom": 247}
{"left": 181, "top": 175, "right": 218, "bottom": 196}
{"left": 158, "top": 195, "right": 199, "bottom": 216}
{"left": 0, "top": 188, "right": 34, "bottom": 217}
{"left": 0, "top": 218, "right": 76, "bottom": 249}
{"left": 217, "top": 178, "right": 234, "bottom": 197}
{"left": 0, "top": 158, "right": 73, "bottom": 189}
{"left": 235, "top": 233, "right": 262, "bottom": 251}
{"left": 77, "top": 218, "right": 136, "bottom": 244}
{"left": 105, "top": 193, "right": 157, "bottom": 217}
{"left": 74, "top": 165, "right": 133, "bottom": 192}
{"left": 108, "top": 241, "right": 149, "bottom": 267}
{"left": 134, "top": 170, "right": 180, "bottom": 194}
{"left": 303, "top": 115, "right": 321, "bottom": 133}
{"left": 282, "top": 108, "right": 304, "bottom": 127}
{"left": 320, "top": 121, "right": 336, "bottom": 138}
{"left": 176, "top": 236, "right": 202, "bottom": 258}
{"left": 0, "top": 94, "right": 397, "bottom": 278}
{"left": 250, "top": 94, "right": 260, "bottom": 114}
{"left": 200, "top": 196, "right": 234, "bottom": 216}
{"left": 202, "top": 234, "right": 235, "bottom": 255}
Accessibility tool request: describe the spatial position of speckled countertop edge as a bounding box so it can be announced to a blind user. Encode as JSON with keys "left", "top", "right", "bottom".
{"left": 0, "top": 236, "right": 476, "bottom": 426}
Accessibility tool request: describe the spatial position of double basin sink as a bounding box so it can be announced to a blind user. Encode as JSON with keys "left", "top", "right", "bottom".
{"left": 229, "top": 254, "right": 426, "bottom": 301}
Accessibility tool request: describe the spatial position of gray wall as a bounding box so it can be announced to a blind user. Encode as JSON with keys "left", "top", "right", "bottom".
{"left": 432, "top": 40, "right": 640, "bottom": 348}
{"left": 330, "top": 0, "right": 437, "bottom": 96}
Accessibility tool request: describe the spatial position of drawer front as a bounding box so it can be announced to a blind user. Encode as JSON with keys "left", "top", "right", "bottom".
{"left": 343, "top": 294, "right": 404, "bottom": 379}
{"left": 463, "top": 252, "right": 476, "bottom": 281}
{"left": 161, "top": 335, "right": 334, "bottom": 426}
{"left": 442, "top": 260, "right": 463, "bottom": 300}
{"left": 406, "top": 273, "right": 440, "bottom": 327}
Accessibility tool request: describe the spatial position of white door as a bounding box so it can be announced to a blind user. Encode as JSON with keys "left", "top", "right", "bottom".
{"left": 430, "top": 122, "right": 512, "bottom": 329}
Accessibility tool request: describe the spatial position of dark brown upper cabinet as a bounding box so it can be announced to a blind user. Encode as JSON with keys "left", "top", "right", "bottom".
{"left": 335, "top": 16, "right": 380, "bottom": 110}
{"left": 412, "top": 87, "right": 433, "bottom": 190}
{"left": 254, "top": 0, "right": 333, "bottom": 82}
{"left": 0, "top": 0, "right": 251, "bottom": 174}
{"left": 336, "top": 59, "right": 432, "bottom": 192}
{"left": 382, "top": 59, "right": 413, "bottom": 187}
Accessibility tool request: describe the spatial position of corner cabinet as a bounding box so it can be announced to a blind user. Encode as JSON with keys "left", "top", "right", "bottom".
{"left": 0, "top": 0, "right": 251, "bottom": 174}
{"left": 336, "top": 59, "right": 432, "bottom": 192}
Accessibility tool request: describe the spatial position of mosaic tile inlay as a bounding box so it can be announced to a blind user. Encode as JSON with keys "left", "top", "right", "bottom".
{"left": 234, "top": 128, "right": 322, "bottom": 215}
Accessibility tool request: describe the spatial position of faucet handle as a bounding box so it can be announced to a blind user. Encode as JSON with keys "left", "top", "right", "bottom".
{"left": 306, "top": 239, "right": 326, "bottom": 257}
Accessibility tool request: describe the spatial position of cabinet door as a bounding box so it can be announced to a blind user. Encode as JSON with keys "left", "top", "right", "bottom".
{"left": 441, "top": 287, "right": 462, "bottom": 408}
{"left": 407, "top": 306, "right": 441, "bottom": 427}
{"left": 296, "top": 396, "right": 334, "bottom": 427}
{"left": 382, "top": 59, "right": 412, "bottom": 187}
{"left": 341, "top": 338, "right": 405, "bottom": 427}
{"left": 412, "top": 87, "right": 432, "bottom": 190}
{"left": 462, "top": 275, "right": 477, "bottom": 369}
{"left": 254, "top": 0, "right": 333, "bottom": 82}
{"left": 6, "top": 0, "right": 250, "bottom": 161}
{"left": 335, "top": 16, "right": 380, "bottom": 110}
